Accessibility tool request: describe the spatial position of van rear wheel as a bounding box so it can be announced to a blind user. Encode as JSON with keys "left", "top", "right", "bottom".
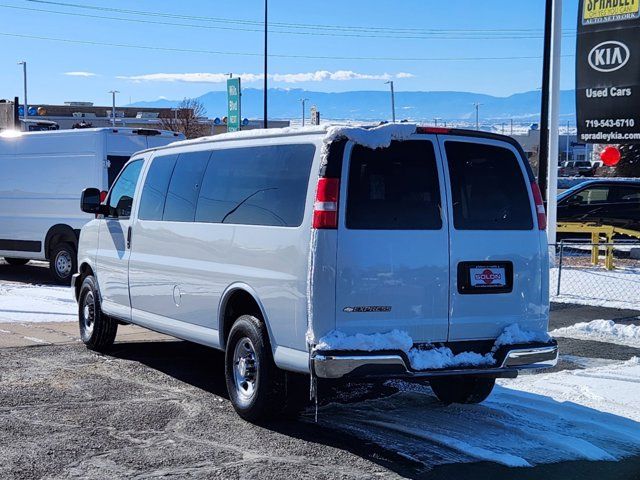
{"left": 78, "top": 275, "right": 118, "bottom": 352}
{"left": 430, "top": 376, "right": 495, "bottom": 405}
{"left": 50, "top": 242, "right": 77, "bottom": 285}
{"left": 225, "top": 315, "right": 285, "bottom": 422}
{"left": 4, "top": 257, "right": 30, "bottom": 266}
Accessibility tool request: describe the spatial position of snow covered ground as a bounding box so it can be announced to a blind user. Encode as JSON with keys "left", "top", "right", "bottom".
{"left": 0, "top": 283, "right": 76, "bottom": 323}
{"left": 552, "top": 320, "right": 640, "bottom": 348}
{"left": 316, "top": 358, "right": 640, "bottom": 468}
{"left": 550, "top": 266, "right": 640, "bottom": 311}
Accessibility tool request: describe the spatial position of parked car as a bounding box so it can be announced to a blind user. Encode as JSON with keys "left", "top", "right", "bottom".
{"left": 557, "top": 179, "right": 640, "bottom": 235}
{"left": 558, "top": 160, "right": 596, "bottom": 177}
{"left": 74, "top": 125, "right": 558, "bottom": 421}
{"left": 0, "top": 128, "right": 184, "bottom": 283}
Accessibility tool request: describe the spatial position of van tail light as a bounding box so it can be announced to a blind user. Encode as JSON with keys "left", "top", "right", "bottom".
{"left": 530, "top": 181, "right": 547, "bottom": 230}
{"left": 100, "top": 190, "right": 108, "bottom": 203}
{"left": 313, "top": 178, "right": 339, "bottom": 229}
{"left": 416, "top": 126, "right": 451, "bottom": 134}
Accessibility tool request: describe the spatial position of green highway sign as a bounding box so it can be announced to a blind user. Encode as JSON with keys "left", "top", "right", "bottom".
{"left": 226, "top": 77, "right": 241, "bottom": 132}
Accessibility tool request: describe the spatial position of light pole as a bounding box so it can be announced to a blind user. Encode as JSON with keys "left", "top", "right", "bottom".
{"left": 300, "top": 98, "right": 309, "bottom": 126}
{"left": 473, "top": 102, "right": 482, "bottom": 130}
{"left": 263, "top": 0, "right": 268, "bottom": 129}
{"left": 108, "top": 90, "right": 119, "bottom": 127}
{"left": 433, "top": 117, "right": 442, "bottom": 127}
{"left": 17, "top": 61, "right": 27, "bottom": 123}
{"left": 565, "top": 120, "right": 570, "bottom": 162}
{"left": 385, "top": 80, "right": 396, "bottom": 123}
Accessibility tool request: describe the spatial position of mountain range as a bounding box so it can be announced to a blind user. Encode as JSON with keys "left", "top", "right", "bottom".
{"left": 129, "top": 88, "right": 577, "bottom": 123}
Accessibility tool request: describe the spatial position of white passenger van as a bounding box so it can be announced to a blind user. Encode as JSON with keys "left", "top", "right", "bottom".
{"left": 0, "top": 127, "right": 183, "bottom": 283}
{"left": 74, "top": 124, "right": 558, "bottom": 421}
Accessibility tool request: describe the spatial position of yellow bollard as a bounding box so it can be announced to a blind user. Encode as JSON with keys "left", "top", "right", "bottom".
{"left": 605, "top": 232, "right": 614, "bottom": 270}
{"left": 591, "top": 231, "right": 599, "bottom": 266}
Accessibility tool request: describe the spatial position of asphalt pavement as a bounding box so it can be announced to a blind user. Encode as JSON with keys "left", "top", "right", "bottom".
{"left": 1, "top": 260, "right": 639, "bottom": 479}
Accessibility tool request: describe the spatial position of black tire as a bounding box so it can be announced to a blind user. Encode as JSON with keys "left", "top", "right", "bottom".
{"left": 49, "top": 242, "right": 77, "bottom": 285}
{"left": 430, "top": 376, "right": 495, "bottom": 405}
{"left": 4, "top": 257, "right": 30, "bottom": 266}
{"left": 225, "top": 315, "right": 285, "bottom": 422}
{"left": 78, "top": 275, "right": 118, "bottom": 352}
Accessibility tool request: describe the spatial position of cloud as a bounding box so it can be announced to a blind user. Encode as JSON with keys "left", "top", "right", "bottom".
{"left": 116, "top": 71, "right": 413, "bottom": 84}
{"left": 64, "top": 71, "right": 98, "bottom": 77}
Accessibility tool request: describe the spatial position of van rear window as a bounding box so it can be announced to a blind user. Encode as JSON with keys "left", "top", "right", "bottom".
{"left": 445, "top": 141, "right": 533, "bottom": 230}
{"left": 346, "top": 141, "right": 442, "bottom": 230}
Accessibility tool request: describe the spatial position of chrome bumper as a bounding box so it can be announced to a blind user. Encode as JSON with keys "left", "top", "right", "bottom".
{"left": 312, "top": 342, "right": 558, "bottom": 380}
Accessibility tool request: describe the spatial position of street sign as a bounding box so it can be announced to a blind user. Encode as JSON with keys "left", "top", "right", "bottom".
{"left": 576, "top": 0, "right": 640, "bottom": 143}
{"left": 226, "top": 77, "right": 241, "bottom": 133}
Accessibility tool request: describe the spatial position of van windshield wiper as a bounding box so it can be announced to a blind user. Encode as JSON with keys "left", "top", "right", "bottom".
{"left": 220, "top": 187, "right": 278, "bottom": 223}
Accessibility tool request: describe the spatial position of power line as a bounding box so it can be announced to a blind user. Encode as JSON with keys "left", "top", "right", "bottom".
{"left": 23, "top": 0, "right": 577, "bottom": 39}
{"left": 0, "top": 31, "right": 576, "bottom": 61}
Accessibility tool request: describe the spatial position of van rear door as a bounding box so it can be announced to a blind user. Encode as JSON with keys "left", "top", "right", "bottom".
{"left": 439, "top": 136, "right": 546, "bottom": 341}
{"left": 335, "top": 137, "right": 450, "bottom": 343}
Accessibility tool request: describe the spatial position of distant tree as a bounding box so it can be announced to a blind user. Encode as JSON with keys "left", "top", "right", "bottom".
{"left": 595, "top": 144, "right": 640, "bottom": 177}
{"left": 160, "top": 98, "right": 209, "bottom": 139}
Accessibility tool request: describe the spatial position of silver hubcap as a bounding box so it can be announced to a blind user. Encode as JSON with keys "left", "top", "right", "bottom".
{"left": 233, "top": 337, "right": 258, "bottom": 405}
{"left": 55, "top": 250, "right": 72, "bottom": 277}
{"left": 82, "top": 291, "right": 95, "bottom": 336}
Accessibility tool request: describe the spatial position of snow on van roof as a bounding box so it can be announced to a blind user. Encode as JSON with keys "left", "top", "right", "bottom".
{"left": 163, "top": 122, "right": 418, "bottom": 151}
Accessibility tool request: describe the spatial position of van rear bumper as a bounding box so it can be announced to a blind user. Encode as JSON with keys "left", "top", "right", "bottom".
{"left": 312, "top": 340, "right": 558, "bottom": 380}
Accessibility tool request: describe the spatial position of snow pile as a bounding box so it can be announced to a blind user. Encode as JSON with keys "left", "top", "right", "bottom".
{"left": 551, "top": 319, "right": 640, "bottom": 348}
{"left": 0, "top": 284, "right": 76, "bottom": 323}
{"left": 324, "top": 123, "right": 417, "bottom": 150}
{"left": 317, "top": 358, "right": 640, "bottom": 468}
{"left": 494, "top": 323, "right": 551, "bottom": 347}
{"left": 315, "top": 329, "right": 413, "bottom": 352}
{"left": 315, "top": 323, "right": 551, "bottom": 370}
{"left": 408, "top": 347, "right": 494, "bottom": 370}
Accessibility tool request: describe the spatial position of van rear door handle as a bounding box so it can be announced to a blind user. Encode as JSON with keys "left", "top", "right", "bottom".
{"left": 127, "top": 226, "right": 132, "bottom": 249}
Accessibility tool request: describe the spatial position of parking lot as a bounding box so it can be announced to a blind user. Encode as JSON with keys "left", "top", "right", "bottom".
{"left": 2, "top": 260, "right": 640, "bottom": 479}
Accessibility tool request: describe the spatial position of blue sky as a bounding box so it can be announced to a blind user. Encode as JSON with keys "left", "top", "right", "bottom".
{"left": 0, "top": 0, "right": 580, "bottom": 105}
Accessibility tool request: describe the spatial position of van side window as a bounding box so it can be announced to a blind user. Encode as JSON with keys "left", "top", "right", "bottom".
{"left": 138, "top": 154, "right": 178, "bottom": 221}
{"left": 195, "top": 144, "right": 315, "bottom": 227}
{"left": 445, "top": 141, "right": 533, "bottom": 230}
{"left": 107, "top": 159, "right": 143, "bottom": 218}
{"left": 346, "top": 141, "right": 442, "bottom": 230}
{"left": 163, "top": 151, "right": 211, "bottom": 222}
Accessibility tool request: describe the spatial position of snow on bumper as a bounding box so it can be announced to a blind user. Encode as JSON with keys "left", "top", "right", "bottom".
{"left": 311, "top": 325, "right": 558, "bottom": 379}
{"left": 312, "top": 341, "right": 559, "bottom": 379}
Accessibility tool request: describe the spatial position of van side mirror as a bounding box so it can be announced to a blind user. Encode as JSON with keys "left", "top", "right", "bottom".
{"left": 81, "top": 188, "right": 105, "bottom": 214}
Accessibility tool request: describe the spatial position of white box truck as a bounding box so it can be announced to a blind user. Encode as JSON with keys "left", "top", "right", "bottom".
{"left": 0, "top": 127, "right": 184, "bottom": 283}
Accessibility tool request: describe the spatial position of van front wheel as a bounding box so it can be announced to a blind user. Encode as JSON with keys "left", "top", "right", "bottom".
{"left": 225, "top": 315, "right": 284, "bottom": 422}
{"left": 430, "top": 376, "right": 495, "bottom": 405}
{"left": 78, "top": 275, "right": 118, "bottom": 352}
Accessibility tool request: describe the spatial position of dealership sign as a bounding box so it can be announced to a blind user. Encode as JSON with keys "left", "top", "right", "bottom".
{"left": 576, "top": 0, "right": 640, "bottom": 143}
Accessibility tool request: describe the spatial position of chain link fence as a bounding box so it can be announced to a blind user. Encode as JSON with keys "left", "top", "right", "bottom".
{"left": 550, "top": 241, "right": 640, "bottom": 311}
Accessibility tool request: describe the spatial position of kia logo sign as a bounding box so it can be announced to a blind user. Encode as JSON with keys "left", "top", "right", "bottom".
{"left": 588, "top": 40, "right": 630, "bottom": 72}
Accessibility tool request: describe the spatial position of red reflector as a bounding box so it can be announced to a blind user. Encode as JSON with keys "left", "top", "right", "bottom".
{"left": 416, "top": 126, "right": 450, "bottom": 134}
{"left": 100, "top": 190, "right": 108, "bottom": 203}
{"left": 530, "top": 181, "right": 546, "bottom": 230}
{"left": 313, "top": 178, "right": 339, "bottom": 229}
